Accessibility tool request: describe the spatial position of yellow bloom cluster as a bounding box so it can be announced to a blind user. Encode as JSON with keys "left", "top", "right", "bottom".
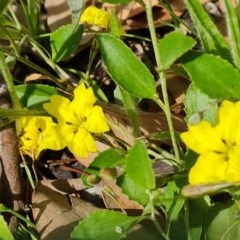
{"left": 19, "top": 83, "right": 110, "bottom": 159}
{"left": 181, "top": 100, "right": 240, "bottom": 185}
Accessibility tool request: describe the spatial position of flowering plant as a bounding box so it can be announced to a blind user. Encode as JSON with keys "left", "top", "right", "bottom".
{"left": 1, "top": 0, "right": 240, "bottom": 239}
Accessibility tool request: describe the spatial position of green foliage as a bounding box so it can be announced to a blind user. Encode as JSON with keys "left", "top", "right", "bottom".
{"left": 0, "top": 214, "right": 13, "bottom": 239}
{"left": 0, "top": 0, "right": 13, "bottom": 16}
{"left": 15, "top": 84, "right": 59, "bottom": 109}
{"left": 50, "top": 24, "right": 83, "bottom": 62}
{"left": 71, "top": 210, "right": 143, "bottom": 240}
{"left": 204, "top": 200, "right": 240, "bottom": 240}
{"left": 184, "top": 0, "right": 231, "bottom": 61}
{"left": 96, "top": 33, "right": 156, "bottom": 98}
{"left": 183, "top": 84, "right": 218, "bottom": 124}
{"left": 125, "top": 140, "right": 155, "bottom": 190}
{"left": 182, "top": 51, "right": 240, "bottom": 100}
{"left": 158, "top": 31, "right": 196, "bottom": 70}
{"left": 67, "top": 0, "right": 84, "bottom": 26}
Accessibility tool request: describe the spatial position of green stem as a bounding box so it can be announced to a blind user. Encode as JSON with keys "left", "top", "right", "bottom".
{"left": 0, "top": 49, "right": 21, "bottom": 109}
{"left": 0, "top": 108, "right": 47, "bottom": 117}
{"left": 145, "top": 0, "right": 181, "bottom": 166}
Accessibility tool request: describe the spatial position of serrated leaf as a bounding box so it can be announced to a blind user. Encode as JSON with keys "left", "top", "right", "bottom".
{"left": 71, "top": 210, "right": 142, "bottom": 240}
{"left": 125, "top": 140, "right": 155, "bottom": 190}
{"left": 184, "top": 0, "right": 231, "bottom": 61}
{"left": 51, "top": 24, "right": 83, "bottom": 62}
{"left": 96, "top": 33, "right": 156, "bottom": 99}
{"left": 67, "top": 0, "right": 84, "bottom": 25}
{"left": 117, "top": 174, "right": 149, "bottom": 206}
{"left": 158, "top": 31, "right": 196, "bottom": 69}
{"left": 205, "top": 200, "right": 240, "bottom": 240}
{"left": 182, "top": 51, "right": 240, "bottom": 100}
{"left": 0, "top": 215, "right": 13, "bottom": 239}
{"left": 89, "top": 148, "right": 124, "bottom": 168}
{"left": 15, "top": 84, "right": 59, "bottom": 108}
{"left": 184, "top": 84, "right": 218, "bottom": 124}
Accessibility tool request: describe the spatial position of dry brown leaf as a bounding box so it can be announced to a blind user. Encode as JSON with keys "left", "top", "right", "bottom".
{"left": 32, "top": 181, "right": 101, "bottom": 240}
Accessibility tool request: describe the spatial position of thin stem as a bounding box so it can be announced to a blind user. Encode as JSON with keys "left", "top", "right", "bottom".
{"left": 0, "top": 50, "right": 21, "bottom": 109}
{"left": 145, "top": 0, "right": 181, "bottom": 166}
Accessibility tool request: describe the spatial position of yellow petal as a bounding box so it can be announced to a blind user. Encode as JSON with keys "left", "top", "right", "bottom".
{"left": 217, "top": 100, "right": 240, "bottom": 145}
{"left": 189, "top": 152, "right": 228, "bottom": 184}
{"left": 43, "top": 95, "right": 74, "bottom": 122}
{"left": 225, "top": 146, "right": 240, "bottom": 182}
{"left": 85, "top": 106, "right": 110, "bottom": 133}
{"left": 180, "top": 121, "right": 226, "bottom": 154}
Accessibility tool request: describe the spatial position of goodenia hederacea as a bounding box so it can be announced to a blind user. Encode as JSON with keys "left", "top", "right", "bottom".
{"left": 184, "top": 0, "right": 231, "bottom": 62}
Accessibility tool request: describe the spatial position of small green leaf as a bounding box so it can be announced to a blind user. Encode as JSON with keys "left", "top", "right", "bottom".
{"left": 184, "top": 0, "right": 231, "bottom": 61}
{"left": 204, "top": 200, "right": 240, "bottom": 240}
{"left": 51, "top": 24, "right": 83, "bottom": 62}
{"left": 0, "top": 215, "right": 13, "bottom": 240}
{"left": 182, "top": 51, "right": 240, "bottom": 100}
{"left": 117, "top": 174, "right": 149, "bottom": 206}
{"left": 96, "top": 33, "right": 156, "bottom": 99}
{"left": 15, "top": 84, "right": 59, "bottom": 108}
{"left": 184, "top": 84, "right": 218, "bottom": 124}
{"left": 158, "top": 31, "right": 196, "bottom": 70}
{"left": 90, "top": 148, "right": 124, "bottom": 168}
{"left": 125, "top": 140, "right": 155, "bottom": 190}
{"left": 67, "top": 0, "right": 84, "bottom": 25}
{"left": 71, "top": 210, "right": 142, "bottom": 240}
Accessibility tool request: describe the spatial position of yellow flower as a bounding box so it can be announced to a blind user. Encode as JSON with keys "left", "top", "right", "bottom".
{"left": 19, "top": 116, "right": 63, "bottom": 159}
{"left": 80, "top": 6, "right": 111, "bottom": 29}
{"left": 181, "top": 100, "right": 240, "bottom": 184}
{"left": 43, "top": 83, "right": 110, "bottom": 158}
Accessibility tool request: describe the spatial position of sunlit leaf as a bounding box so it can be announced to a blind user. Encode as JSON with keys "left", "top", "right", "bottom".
{"left": 51, "top": 24, "right": 83, "bottom": 62}
{"left": 158, "top": 31, "right": 196, "bottom": 70}
{"left": 96, "top": 33, "right": 156, "bottom": 99}
{"left": 125, "top": 140, "right": 155, "bottom": 190}
{"left": 0, "top": 215, "right": 13, "bottom": 240}
{"left": 182, "top": 51, "right": 240, "bottom": 100}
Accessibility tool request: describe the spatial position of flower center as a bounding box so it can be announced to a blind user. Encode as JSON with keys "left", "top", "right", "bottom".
{"left": 221, "top": 138, "right": 236, "bottom": 161}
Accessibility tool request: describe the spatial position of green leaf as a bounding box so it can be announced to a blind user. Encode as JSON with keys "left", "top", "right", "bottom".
{"left": 117, "top": 174, "right": 149, "bottom": 206}
{"left": 204, "top": 200, "right": 240, "bottom": 240}
{"left": 158, "top": 31, "right": 196, "bottom": 70}
{"left": 125, "top": 140, "right": 155, "bottom": 190}
{"left": 51, "top": 24, "right": 83, "bottom": 62}
{"left": 15, "top": 84, "right": 59, "bottom": 109}
{"left": 96, "top": 33, "right": 156, "bottom": 99}
{"left": 89, "top": 148, "right": 124, "bottom": 168}
{"left": 0, "top": 214, "right": 13, "bottom": 239}
{"left": 184, "top": 0, "right": 231, "bottom": 61}
{"left": 0, "top": 0, "right": 13, "bottom": 16}
{"left": 67, "top": 0, "right": 84, "bottom": 26}
{"left": 183, "top": 83, "right": 218, "bottom": 124}
{"left": 71, "top": 210, "right": 142, "bottom": 240}
{"left": 182, "top": 51, "right": 240, "bottom": 100}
